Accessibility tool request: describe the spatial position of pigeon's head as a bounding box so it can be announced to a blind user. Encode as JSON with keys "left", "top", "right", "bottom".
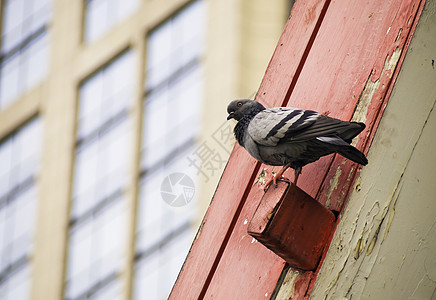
{"left": 227, "top": 99, "right": 265, "bottom": 121}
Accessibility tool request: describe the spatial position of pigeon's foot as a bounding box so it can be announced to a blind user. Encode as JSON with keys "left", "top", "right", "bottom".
{"left": 294, "top": 166, "right": 302, "bottom": 185}
{"left": 264, "top": 163, "right": 291, "bottom": 191}
{"left": 263, "top": 176, "right": 290, "bottom": 191}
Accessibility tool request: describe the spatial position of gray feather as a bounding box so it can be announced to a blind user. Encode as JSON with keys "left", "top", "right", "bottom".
{"left": 247, "top": 108, "right": 319, "bottom": 146}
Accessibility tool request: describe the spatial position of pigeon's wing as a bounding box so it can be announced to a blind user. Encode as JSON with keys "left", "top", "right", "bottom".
{"left": 290, "top": 115, "right": 366, "bottom": 143}
{"left": 247, "top": 107, "right": 320, "bottom": 146}
{"left": 248, "top": 107, "right": 366, "bottom": 146}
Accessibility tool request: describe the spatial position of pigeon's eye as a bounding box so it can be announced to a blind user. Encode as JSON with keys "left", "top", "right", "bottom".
{"left": 237, "top": 102, "right": 243, "bottom": 107}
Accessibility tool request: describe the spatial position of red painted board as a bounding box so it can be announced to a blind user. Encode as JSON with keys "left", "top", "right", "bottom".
{"left": 287, "top": 0, "right": 422, "bottom": 210}
{"left": 256, "top": 0, "right": 331, "bottom": 109}
{"left": 170, "top": 0, "right": 331, "bottom": 298}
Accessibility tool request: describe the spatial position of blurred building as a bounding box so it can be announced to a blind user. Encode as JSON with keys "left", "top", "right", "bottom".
{"left": 0, "top": 0, "right": 288, "bottom": 299}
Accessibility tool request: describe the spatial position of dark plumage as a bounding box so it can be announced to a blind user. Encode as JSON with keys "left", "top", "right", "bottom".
{"left": 227, "top": 99, "right": 368, "bottom": 188}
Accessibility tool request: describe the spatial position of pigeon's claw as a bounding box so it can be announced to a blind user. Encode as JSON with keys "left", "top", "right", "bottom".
{"left": 263, "top": 163, "right": 291, "bottom": 192}
{"left": 294, "top": 166, "right": 302, "bottom": 185}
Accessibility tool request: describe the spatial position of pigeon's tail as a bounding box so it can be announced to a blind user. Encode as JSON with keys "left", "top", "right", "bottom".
{"left": 316, "top": 135, "right": 368, "bottom": 166}
{"left": 338, "top": 145, "right": 368, "bottom": 166}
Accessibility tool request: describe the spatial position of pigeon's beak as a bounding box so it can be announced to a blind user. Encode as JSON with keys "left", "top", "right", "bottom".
{"left": 227, "top": 112, "right": 234, "bottom": 120}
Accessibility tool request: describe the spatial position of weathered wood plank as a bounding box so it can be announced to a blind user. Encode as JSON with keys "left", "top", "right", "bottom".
{"left": 295, "top": 0, "right": 423, "bottom": 210}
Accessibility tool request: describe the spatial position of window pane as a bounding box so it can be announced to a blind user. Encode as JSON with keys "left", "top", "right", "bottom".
{"left": 8, "top": 187, "right": 37, "bottom": 267}
{"left": 78, "top": 73, "right": 104, "bottom": 138}
{"left": 31, "top": 0, "right": 51, "bottom": 33}
{"left": 0, "top": 53, "right": 20, "bottom": 109}
{"left": 72, "top": 118, "right": 131, "bottom": 218}
{"left": 0, "top": 118, "right": 41, "bottom": 196}
{"left": 67, "top": 219, "right": 93, "bottom": 296}
{"left": 68, "top": 51, "right": 134, "bottom": 298}
{"left": 134, "top": 228, "right": 195, "bottom": 300}
{"left": 25, "top": 32, "right": 49, "bottom": 91}
{"left": 0, "top": 264, "right": 31, "bottom": 300}
{"left": 2, "top": 0, "right": 25, "bottom": 53}
{"left": 145, "top": 22, "right": 172, "bottom": 89}
{"left": 77, "top": 51, "right": 134, "bottom": 140}
{"left": 141, "top": 89, "right": 170, "bottom": 170}
{"left": 1, "top": 0, "right": 51, "bottom": 53}
{"left": 0, "top": 140, "right": 13, "bottom": 197}
{"left": 0, "top": 0, "right": 51, "bottom": 110}
{"left": 0, "top": 118, "right": 41, "bottom": 298}
{"left": 141, "top": 0, "right": 205, "bottom": 170}
{"left": 135, "top": 147, "right": 199, "bottom": 298}
{"left": 14, "top": 118, "right": 42, "bottom": 183}
{"left": 73, "top": 51, "right": 134, "bottom": 217}
{"left": 92, "top": 279, "right": 122, "bottom": 300}
{"left": 66, "top": 199, "right": 127, "bottom": 300}
{"left": 84, "top": 0, "right": 139, "bottom": 43}
{"left": 136, "top": 150, "right": 198, "bottom": 253}
{"left": 145, "top": 0, "right": 206, "bottom": 90}
{"left": 84, "top": 0, "right": 109, "bottom": 42}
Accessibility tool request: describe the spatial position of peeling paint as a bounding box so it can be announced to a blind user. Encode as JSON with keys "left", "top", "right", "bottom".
{"left": 354, "top": 237, "right": 363, "bottom": 259}
{"left": 195, "top": 221, "right": 206, "bottom": 240}
{"left": 352, "top": 48, "right": 402, "bottom": 125}
{"left": 395, "top": 28, "right": 403, "bottom": 42}
{"left": 354, "top": 177, "right": 362, "bottom": 192}
{"left": 365, "top": 224, "right": 380, "bottom": 256}
{"left": 325, "top": 166, "right": 342, "bottom": 207}
{"left": 272, "top": 269, "right": 301, "bottom": 300}
{"left": 383, "top": 181, "right": 402, "bottom": 241}
{"left": 386, "top": 26, "right": 391, "bottom": 35}
{"left": 256, "top": 168, "right": 268, "bottom": 185}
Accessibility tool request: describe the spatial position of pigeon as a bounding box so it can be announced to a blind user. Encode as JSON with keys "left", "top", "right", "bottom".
{"left": 227, "top": 99, "right": 368, "bottom": 190}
